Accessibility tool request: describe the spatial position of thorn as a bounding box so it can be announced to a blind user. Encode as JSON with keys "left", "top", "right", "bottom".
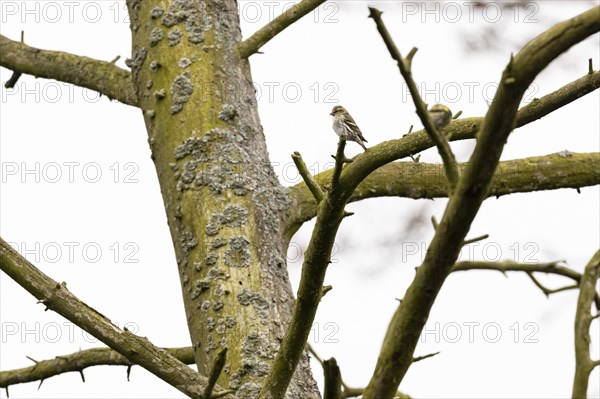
{"left": 124, "top": 326, "right": 129, "bottom": 332}
{"left": 321, "top": 285, "right": 333, "bottom": 298}
{"left": 4, "top": 386, "right": 9, "bottom": 398}
{"left": 38, "top": 379, "right": 44, "bottom": 390}
{"left": 589, "top": 58, "right": 594, "bottom": 74}
{"left": 507, "top": 53, "right": 514, "bottom": 71}
{"left": 431, "top": 216, "right": 439, "bottom": 230}
{"left": 20, "top": 30, "right": 25, "bottom": 43}
{"left": 413, "top": 351, "right": 441, "bottom": 363}
{"left": 79, "top": 370, "right": 86, "bottom": 383}
{"left": 395, "top": 298, "right": 402, "bottom": 303}
{"left": 576, "top": 188, "right": 581, "bottom": 194}
{"left": 26, "top": 356, "right": 39, "bottom": 364}
{"left": 126, "top": 365, "right": 132, "bottom": 381}
{"left": 110, "top": 55, "right": 121, "bottom": 64}
{"left": 343, "top": 211, "right": 354, "bottom": 218}
{"left": 405, "top": 47, "right": 418, "bottom": 69}
{"left": 463, "top": 234, "right": 489, "bottom": 246}
{"left": 452, "top": 110, "right": 463, "bottom": 119}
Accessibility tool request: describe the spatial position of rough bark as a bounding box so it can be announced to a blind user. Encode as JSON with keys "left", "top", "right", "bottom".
{"left": 0, "top": 34, "right": 138, "bottom": 106}
{"left": 125, "top": 1, "right": 318, "bottom": 397}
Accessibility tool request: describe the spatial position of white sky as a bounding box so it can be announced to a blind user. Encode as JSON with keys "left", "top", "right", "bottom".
{"left": 1, "top": 1, "right": 599, "bottom": 398}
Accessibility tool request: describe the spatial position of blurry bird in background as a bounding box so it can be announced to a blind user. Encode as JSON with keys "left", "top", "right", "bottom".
{"left": 428, "top": 104, "right": 453, "bottom": 130}
{"left": 330, "top": 105, "right": 369, "bottom": 151}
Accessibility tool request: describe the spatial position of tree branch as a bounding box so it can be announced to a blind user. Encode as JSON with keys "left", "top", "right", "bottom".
{"left": 572, "top": 250, "right": 600, "bottom": 399}
{"left": 0, "top": 238, "right": 234, "bottom": 399}
{"left": 286, "top": 68, "right": 600, "bottom": 234}
{"left": 452, "top": 260, "right": 600, "bottom": 309}
{"left": 323, "top": 358, "right": 342, "bottom": 399}
{"left": 260, "top": 141, "right": 350, "bottom": 398}
{"left": 0, "top": 34, "right": 138, "bottom": 106}
{"left": 202, "top": 349, "right": 230, "bottom": 399}
{"left": 360, "top": 7, "right": 600, "bottom": 399}
{"left": 288, "top": 152, "right": 600, "bottom": 233}
{"left": 307, "top": 344, "right": 411, "bottom": 399}
{"left": 292, "top": 151, "right": 324, "bottom": 202}
{"left": 368, "top": 7, "right": 460, "bottom": 190}
{"left": 238, "top": 0, "right": 326, "bottom": 58}
{"left": 0, "top": 346, "right": 194, "bottom": 388}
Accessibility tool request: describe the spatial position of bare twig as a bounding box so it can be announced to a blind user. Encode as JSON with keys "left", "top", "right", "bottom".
{"left": 307, "top": 344, "right": 411, "bottom": 399}
{"left": 0, "top": 34, "right": 138, "bottom": 106}
{"left": 462, "top": 234, "right": 489, "bottom": 246}
{"left": 0, "top": 238, "right": 233, "bottom": 399}
{"left": 323, "top": 358, "right": 342, "bottom": 399}
{"left": 412, "top": 351, "right": 440, "bottom": 363}
{"left": 239, "top": 0, "right": 326, "bottom": 58}
{"left": 202, "top": 349, "right": 231, "bottom": 399}
{"left": 321, "top": 285, "right": 333, "bottom": 298}
{"left": 360, "top": 7, "right": 600, "bottom": 399}
{"left": 452, "top": 260, "right": 600, "bottom": 309}
{"left": 292, "top": 151, "right": 324, "bottom": 202}
{"left": 368, "top": 7, "right": 460, "bottom": 190}
{"left": 331, "top": 138, "right": 350, "bottom": 190}
{"left": 572, "top": 250, "right": 600, "bottom": 398}
{"left": 260, "top": 139, "right": 354, "bottom": 398}
{"left": 0, "top": 347, "right": 148, "bottom": 389}
{"left": 287, "top": 66, "right": 600, "bottom": 235}
{"left": 526, "top": 272, "right": 578, "bottom": 297}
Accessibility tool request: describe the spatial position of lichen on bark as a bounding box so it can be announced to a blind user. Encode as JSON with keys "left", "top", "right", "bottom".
{"left": 125, "top": 0, "right": 319, "bottom": 396}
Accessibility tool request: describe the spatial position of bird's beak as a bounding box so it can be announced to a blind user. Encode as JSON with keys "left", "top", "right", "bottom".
{"left": 329, "top": 111, "right": 335, "bottom": 116}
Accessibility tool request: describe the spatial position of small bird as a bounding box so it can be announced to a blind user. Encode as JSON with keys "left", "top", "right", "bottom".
{"left": 330, "top": 105, "right": 368, "bottom": 151}
{"left": 428, "top": 104, "right": 453, "bottom": 130}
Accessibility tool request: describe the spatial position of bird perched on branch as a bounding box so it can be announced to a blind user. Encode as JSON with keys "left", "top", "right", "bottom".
{"left": 428, "top": 104, "right": 453, "bottom": 130}
{"left": 330, "top": 105, "right": 368, "bottom": 151}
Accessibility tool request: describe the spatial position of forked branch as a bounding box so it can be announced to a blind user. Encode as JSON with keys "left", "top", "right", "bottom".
{"left": 368, "top": 7, "right": 460, "bottom": 190}
{"left": 360, "top": 7, "right": 600, "bottom": 398}
{"left": 286, "top": 70, "right": 600, "bottom": 233}
{"left": 0, "top": 238, "right": 234, "bottom": 399}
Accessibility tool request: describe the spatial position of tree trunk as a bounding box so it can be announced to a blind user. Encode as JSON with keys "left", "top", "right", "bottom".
{"left": 125, "top": 1, "right": 319, "bottom": 397}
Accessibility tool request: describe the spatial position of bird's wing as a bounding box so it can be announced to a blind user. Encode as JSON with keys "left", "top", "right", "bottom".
{"left": 343, "top": 113, "right": 368, "bottom": 142}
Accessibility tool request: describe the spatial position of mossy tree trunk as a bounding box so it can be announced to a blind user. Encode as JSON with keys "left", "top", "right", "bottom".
{"left": 126, "top": 1, "right": 319, "bottom": 397}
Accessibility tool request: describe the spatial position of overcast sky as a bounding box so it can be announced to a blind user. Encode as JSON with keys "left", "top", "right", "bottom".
{"left": 1, "top": 1, "right": 599, "bottom": 398}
